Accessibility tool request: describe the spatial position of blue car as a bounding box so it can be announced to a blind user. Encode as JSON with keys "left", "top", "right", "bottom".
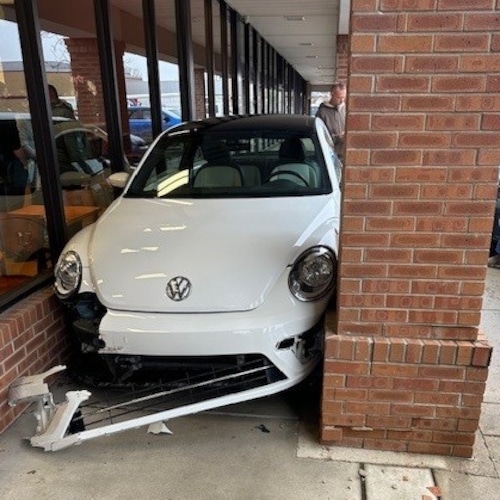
{"left": 128, "top": 106, "right": 182, "bottom": 143}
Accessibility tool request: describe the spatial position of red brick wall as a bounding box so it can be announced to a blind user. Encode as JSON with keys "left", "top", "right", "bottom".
{"left": 336, "top": 35, "right": 348, "bottom": 82}
{"left": 65, "top": 38, "right": 106, "bottom": 125}
{"left": 321, "top": 1, "right": 499, "bottom": 457}
{"left": 65, "top": 38, "right": 130, "bottom": 139}
{"left": 194, "top": 68, "right": 206, "bottom": 119}
{"left": 0, "top": 287, "right": 71, "bottom": 434}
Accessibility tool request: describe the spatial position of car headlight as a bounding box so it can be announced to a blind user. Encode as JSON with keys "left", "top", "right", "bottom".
{"left": 54, "top": 251, "right": 82, "bottom": 299}
{"left": 289, "top": 246, "right": 336, "bottom": 301}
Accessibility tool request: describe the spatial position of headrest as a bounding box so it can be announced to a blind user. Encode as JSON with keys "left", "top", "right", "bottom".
{"left": 201, "top": 140, "right": 231, "bottom": 164}
{"left": 279, "top": 137, "right": 305, "bottom": 162}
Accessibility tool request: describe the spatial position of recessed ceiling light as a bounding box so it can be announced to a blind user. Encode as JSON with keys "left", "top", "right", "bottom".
{"left": 285, "top": 15, "right": 305, "bottom": 21}
{"left": 299, "top": 42, "right": 314, "bottom": 46}
{"left": 306, "top": 55, "right": 318, "bottom": 58}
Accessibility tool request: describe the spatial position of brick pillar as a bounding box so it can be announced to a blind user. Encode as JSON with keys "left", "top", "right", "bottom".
{"left": 321, "top": 3, "right": 499, "bottom": 457}
{"left": 194, "top": 68, "right": 206, "bottom": 119}
{"left": 64, "top": 38, "right": 130, "bottom": 152}
{"left": 336, "top": 35, "right": 348, "bottom": 82}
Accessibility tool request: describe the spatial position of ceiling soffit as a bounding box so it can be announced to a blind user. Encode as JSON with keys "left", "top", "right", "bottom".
{"left": 112, "top": 0, "right": 347, "bottom": 88}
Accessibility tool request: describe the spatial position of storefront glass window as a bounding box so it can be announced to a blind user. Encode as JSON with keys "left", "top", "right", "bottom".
{"left": 1, "top": 0, "right": 191, "bottom": 306}
{"left": 0, "top": 9, "right": 53, "bottom": 299}
{"left": 0, "top": 1, "right": 111, "bottom": 305}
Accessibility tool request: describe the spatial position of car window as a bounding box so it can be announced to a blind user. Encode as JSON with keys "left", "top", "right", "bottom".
{"left": 128, "top": 136, "right": 188, "bottom": 197}
{"left": 167, "top": 109, "right": 181, "bottom": 120}
{"left": 126, "top": 130, "right": 332, "bottom": 199}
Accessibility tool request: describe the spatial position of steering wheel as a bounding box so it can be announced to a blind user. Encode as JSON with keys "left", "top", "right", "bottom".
{"left": 267, "top": 170, "right": 308, "bottom": 186}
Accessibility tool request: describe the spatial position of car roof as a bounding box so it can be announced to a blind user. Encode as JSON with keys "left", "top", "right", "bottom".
{"left": 167, "top": 114, "right": 317, "bottom": 135}
{"left": 127, "top": 106, "right": 174, "bottom": 115}
{"left": 0, "top": 111, "right": 32, "bottom": 120}
{"left": 0, "top": 112, "right": 81, "bottom": 125}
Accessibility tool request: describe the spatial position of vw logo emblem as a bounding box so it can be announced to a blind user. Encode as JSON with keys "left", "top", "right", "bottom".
{"left": 166, "top": 276, "right": 191, "bottom": 301}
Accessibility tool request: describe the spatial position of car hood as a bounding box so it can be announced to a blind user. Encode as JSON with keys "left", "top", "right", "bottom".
{"left": 87, "top": 196, "right": 338, "bottom": 312}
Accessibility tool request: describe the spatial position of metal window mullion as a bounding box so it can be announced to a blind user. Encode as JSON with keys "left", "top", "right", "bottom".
{"left": 252, "top": 28, "right": 260, "bottom": 114}
{"left": 93, "top": 0, "right": 124, "bottom": 173}
{"left": 14, "top": 0, "right": 66, "bottom": 258}
{"left": 204, "top": 0, "right": 216, "bottom": 117}
{"left": 268, "top": 46, "right": 272, "bottom": 113}
{"left": 286, "top": 63, "right": 293, "bottom": 113}
{"left": 275, "top": 54, "right": 280, "bottom": 113}
{"left": 229, "top": 8, "right": 239, "bottom": 115}
{"left": 270, "top": 49, "right": 276, "bottom": 113}
{"left": 142, "top": 0, "right": 162, "bottom": 138}
{"left": 243, "top": 21, "right": 251, "bottom": 115}
{"left": 219, "top": 0, "right": 229, "bottom": 115}
{"left": 261, "top": 39, "right": 267, "bottom": 114}
{"left": 175, "top": 0, "right": 196, "bottom": 121}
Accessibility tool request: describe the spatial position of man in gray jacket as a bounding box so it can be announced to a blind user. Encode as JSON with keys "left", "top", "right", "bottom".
{"left": 315, "top": 82, "right": 346, "bottom": 159}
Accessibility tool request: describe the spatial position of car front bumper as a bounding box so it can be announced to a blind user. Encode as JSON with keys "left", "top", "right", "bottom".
{"left": 69, "top": 292, "right": 329, "bottom": 386}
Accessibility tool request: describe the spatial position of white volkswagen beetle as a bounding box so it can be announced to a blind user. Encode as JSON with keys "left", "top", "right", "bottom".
{"left": 54, "top": 114, "right": 342, "bottom": 404}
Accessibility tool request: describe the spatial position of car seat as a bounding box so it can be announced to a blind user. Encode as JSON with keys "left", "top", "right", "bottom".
{"left": 194, "top": 140, "right": 243, "bottom": 187}
{"left": 270, "top": 137, "right": 319, "bottom": 187}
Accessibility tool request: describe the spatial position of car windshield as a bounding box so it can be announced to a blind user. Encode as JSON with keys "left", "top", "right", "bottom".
{"left": 125, "top": 129, "right": 332, "bottom": 199}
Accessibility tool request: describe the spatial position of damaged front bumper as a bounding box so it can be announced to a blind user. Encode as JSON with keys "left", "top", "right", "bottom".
{"left": 8, "top": 351, "right": 318, "bottom": 451}
{"left": 64, "top": 290, "right": 327, "bottom": 385}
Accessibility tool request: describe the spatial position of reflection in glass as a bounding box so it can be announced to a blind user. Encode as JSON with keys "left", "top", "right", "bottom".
{"left": 0, "top": 12, "right": 52, "bottom": 296}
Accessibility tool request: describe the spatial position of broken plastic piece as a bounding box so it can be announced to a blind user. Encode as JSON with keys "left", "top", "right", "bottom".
{"left": 30, "top": 391, "right": 92, "bottom": 450}
{"left": 8, "top": 365, "right": 66, "bottom": 406}
{"left": 147, "top": 422, "right": 172, "bottom": 435}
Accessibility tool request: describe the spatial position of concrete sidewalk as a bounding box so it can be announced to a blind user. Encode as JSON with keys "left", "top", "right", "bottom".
{"left": 1, "top": 270, "right": 499, "bottom": 500}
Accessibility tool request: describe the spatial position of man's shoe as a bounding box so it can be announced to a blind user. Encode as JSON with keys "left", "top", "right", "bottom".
{"left": 488, "top": 255, "right": 500, "bottom": 268}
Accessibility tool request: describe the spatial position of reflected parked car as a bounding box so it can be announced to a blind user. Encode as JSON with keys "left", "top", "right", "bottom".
{"left": 54, "top": 114, "right": 342, "bottom": 411}
{"left": 128, "top": 105, "right": 182, "bottom": 143}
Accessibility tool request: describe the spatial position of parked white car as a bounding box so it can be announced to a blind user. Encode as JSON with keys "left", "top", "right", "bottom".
{"left": 54, "top": 114, "right": 342, "bottom": 404}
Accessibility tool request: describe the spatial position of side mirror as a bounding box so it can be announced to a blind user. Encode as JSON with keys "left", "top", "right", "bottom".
{"left": 108, "top": 172, "right": 130, "bottom": 189}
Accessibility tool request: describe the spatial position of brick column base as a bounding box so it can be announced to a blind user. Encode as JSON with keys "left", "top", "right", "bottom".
{"left": 0, "top": 287, "right": 71, "bottom": 434}
{"left": 321, "top": 318, "right": 492, "bottom": 457}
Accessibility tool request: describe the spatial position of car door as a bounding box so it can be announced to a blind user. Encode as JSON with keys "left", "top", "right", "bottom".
{"left": 129, "top": 108, "right": 152, "bottom": 142}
